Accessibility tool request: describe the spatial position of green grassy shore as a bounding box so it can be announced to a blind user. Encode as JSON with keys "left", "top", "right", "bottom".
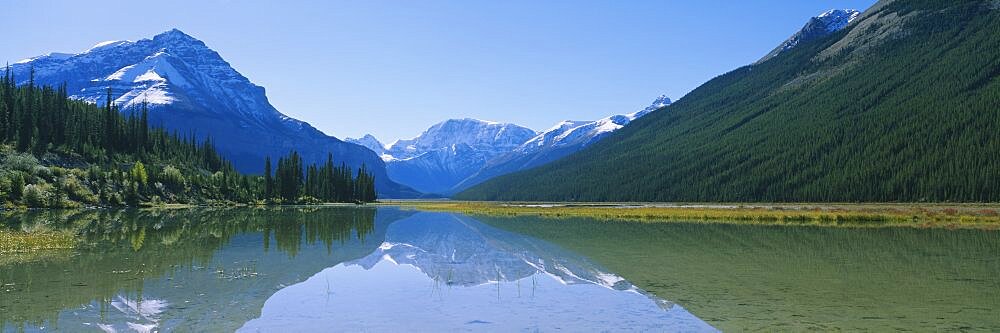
{"left": 389, "top": 201, "right": 1000, "bottom": 230}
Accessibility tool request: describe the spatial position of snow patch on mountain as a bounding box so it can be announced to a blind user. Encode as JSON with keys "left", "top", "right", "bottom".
{"left": 105, "top": 51, "right": 190, "bottom": 87}
{"left": 516, "top": 95, "right": 671, "bottom": 155}
{"left": 88, "top": 40, "right": 133, "bottom": 52}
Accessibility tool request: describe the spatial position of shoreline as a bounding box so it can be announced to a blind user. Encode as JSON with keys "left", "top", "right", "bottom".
{"left": 386, "top": 201, "right": 1000, "bottom": 230}
{"left": 3, "top": 201, "right": 998, "bottom": 256}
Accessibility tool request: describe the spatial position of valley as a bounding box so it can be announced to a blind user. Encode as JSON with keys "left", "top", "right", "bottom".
{"left": 1, "top": 0, "right": 999, "bottom": 331}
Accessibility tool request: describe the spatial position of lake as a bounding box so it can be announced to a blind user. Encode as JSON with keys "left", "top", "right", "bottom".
{"left": 1, "top": 207, "right": 998, "bottom": 332}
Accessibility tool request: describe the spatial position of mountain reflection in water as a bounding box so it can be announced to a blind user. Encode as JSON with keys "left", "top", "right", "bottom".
{"left": 1, "top": 207, "right": 712, "bottom": 332}
{"left": 241, "top": 212, "right": 715, "bottom": 332}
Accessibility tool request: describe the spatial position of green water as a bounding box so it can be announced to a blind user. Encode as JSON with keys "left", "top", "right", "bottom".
{"left": 1, "top": 207, "right": 998, "bottom": 331}
{"left": 478, "top": 216, "right": 1000, "bottom": 331}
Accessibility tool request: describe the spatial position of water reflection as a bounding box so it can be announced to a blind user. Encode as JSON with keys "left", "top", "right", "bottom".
{"left": 475, "top": 215, "right": 1000, "bottom": 331}
{"left": 1, "top": 208, "right": 711, "bottom": 332}
{"left": 1, "top": 207, "right": 395, "bottom": 332}
{"left": 241, "top": 213, "right": 715, "bottom": 332}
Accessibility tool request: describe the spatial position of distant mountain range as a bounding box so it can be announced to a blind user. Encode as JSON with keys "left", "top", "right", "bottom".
{"left": 458, "top": 1, "right": 1000, "bottom": 202}
{"left": 453, "top": 95, "right": 671, "bottom": 193}
{"left": 351, "top": 119, "right": 536, "bottom": 194}
{"left": 349, "top": 95, "right": 670, "bottom": 195}
{"left": 9, "top": 29, "right": 418, "bottom": 197}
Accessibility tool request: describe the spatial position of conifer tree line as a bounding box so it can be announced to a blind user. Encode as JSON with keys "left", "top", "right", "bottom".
{"left": 0, "top": 65, "right": 377, "bottom": 207}
{"left": 264, "top": 152, "right": 377, "bottom": 203}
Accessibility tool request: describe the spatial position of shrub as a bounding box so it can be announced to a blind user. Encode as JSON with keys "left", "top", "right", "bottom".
{"left": 32, "top": 165, "right": 53, "bottom": 180}
{"left": 148, "top": 195, "right": 162, "bottom": 206}
{"left": 8, "top": 172, "right": 25, "bottom": 200}
{"left": 0, "top": 174, "right": 10, "bottom": 199}
{"left": 130, "top": 161, "right": 148, "bottom": 186}
{"left": 59, "top": 175, "right": 97, "bottom": 204}
{"left": 160, "top": 165, "right": 186, "bottom": 191}
{"left": 298, "top": 196, "right": 322, "bottom": 205}
{"left": 50, "top": 166, "right": 68, "bottom": 178}
{"left": 2, "top": 153, "right": 39, "bottom": 173}
{"left": 23, "top": 183, "right": 52, "bottom": 207}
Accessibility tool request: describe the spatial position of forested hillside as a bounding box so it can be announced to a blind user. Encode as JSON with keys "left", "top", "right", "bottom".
{"left": 458, "top": 0, "right": 1000, "bottom": 202}
{"left": 0, "top": 67, "right": 376, "bottom": 207}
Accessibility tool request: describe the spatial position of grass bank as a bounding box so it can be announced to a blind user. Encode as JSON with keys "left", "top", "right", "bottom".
{"left": 389, "top": 201, "right": 1000, "bottom": 230}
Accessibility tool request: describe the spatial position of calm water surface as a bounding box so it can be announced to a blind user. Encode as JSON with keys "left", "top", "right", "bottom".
{"left": 1, "top": 207, "right": 997, "bottom": 332}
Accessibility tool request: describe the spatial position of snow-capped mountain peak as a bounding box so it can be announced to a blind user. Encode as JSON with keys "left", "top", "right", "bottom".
{"left": 12, "top": 28, "right": 261, "bottom": 114}
{"left": 346, "top": 134, "right": 389, "bottom": 157}
{"left": 816, "top": 9, "right": 862, "bottom": 32}
{"left": 385, "top": 118, "right": 537, "bottom": 161}
{"left": 155, "top": 28, "right": 198, "bottom": 41}
{"left": 627, "top": 94, "right": 672, "bottom": 118}
{"left": 758, "top": 9, "right": 861, "bottom": 63}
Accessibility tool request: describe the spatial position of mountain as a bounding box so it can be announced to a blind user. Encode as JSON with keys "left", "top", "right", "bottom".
{"left": 9, "top": 29, "right": 418, "bottom": 197}
{"left": 758, "top": 9, "right": 861, "bottom": 63}
{"left": 346, "top": 134, "right": 388, "bottom": 157}
{"left": 370, "top": 119, "right": 537, "bottom": 194}
{"left": 457, "top": 1, "right": 1000, "bottom": 202}
{"left": 451, "top": 95, "right": 671, "bottom": 193}
{"left": 384, "top": 118, "right": 537, "bottom": 160}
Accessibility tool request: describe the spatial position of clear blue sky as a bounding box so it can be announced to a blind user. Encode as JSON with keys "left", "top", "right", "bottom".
{"left": 1, "top": 0, "right": 875, "bottom": 143}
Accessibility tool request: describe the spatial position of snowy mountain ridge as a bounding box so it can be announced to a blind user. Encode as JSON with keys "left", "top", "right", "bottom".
{"left": 517, "top": 95, "right": 671, "bottom": 155}
{"left": 383, "top": 118, "right": 537, "bottom": 161}
{"left": 758, "top": 9, "right": 861, "bottom": 63}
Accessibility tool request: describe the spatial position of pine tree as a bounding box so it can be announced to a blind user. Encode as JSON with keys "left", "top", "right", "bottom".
{"left": 139, "top": 102, "right": 149, "bottom": 151}
{"left": 3, "top": 64, "right": 15, "bottom": 142}
{"left": 264, "top": 156, "right": 274, "bottom": 199}
{"left": 103, "top": 87, "right": 116, "bottom": 150}
{"left": 0, "top": 98, "right": 7, "bottom": 140}
{"left": 16, "top": 66, "right": 36, "bottom": 151}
